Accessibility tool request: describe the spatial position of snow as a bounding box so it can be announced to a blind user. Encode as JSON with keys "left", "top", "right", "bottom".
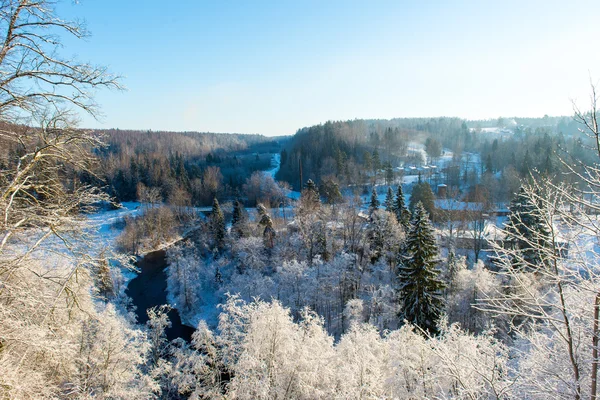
{"left": 86, "top": 202, "right": 142, "bottom": 246}
{"left": 434, "top": 200, "right": 486, "bottom": 212}
{"left": 265, "top": 152, "right": 281, "bottom": 178}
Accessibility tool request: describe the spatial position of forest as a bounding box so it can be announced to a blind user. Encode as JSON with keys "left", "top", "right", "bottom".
{"left": 97, "top": 129, "right": 284, "bottom": 206}
{"left": 3, "top": 1, "right": 600, "bottom": 399}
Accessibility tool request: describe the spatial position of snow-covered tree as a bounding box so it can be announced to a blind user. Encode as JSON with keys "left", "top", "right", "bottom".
{"left": 257, "top": 202, "right": 276, "bottom": 248}
{"left": 505, "top": 185, "right": 552, "bottom": 271}
{"left": 384, "top": 186, "right": 394, "bottom": 212}
{"left": 482, "top": 179, "right": 592, "bottom": 399}
{"left": 232, "top": 236, "right": 268, "bottom": 271}
{"left": 166, "top": 244, "right": 204, "bottom": 315}
{"left": 367, "top": 209, "right": 404, "bottom": 266}
{"left": 393, "top": 184, "right": 411, "bottom": 231}
{"left": 397, "top": 202, "right": 445, "bottom": 333}
{"left": 409, "top": 181, "right": 436, "bottom": 219}
{"left": 369, "top": 187, "right": 380, "bottom": 214}
{"left": 210, "top": 197, "right": 226, "bottom": 250}
{"left": 446, "top": 260, "right": 497, "bottom": 333}
{"left": 198, "top": 296, "right": 512, "bottom": 399}
{"left": 231, "top": 199, "right": 249, "bottom": 238}
{"left": 300, "top": 179, "right": 321, "bottom": 212}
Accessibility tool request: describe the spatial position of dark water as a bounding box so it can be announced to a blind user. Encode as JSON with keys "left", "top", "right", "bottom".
{"left": 126, "top": 249, "right": 195, "bottom": 342}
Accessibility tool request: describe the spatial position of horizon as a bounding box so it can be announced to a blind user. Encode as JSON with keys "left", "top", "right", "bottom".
{"left": 85, "top": 113, "right": 577, "bottom": 137}
{"left": 58, "top": 0, "right": 600, "bottom": 136}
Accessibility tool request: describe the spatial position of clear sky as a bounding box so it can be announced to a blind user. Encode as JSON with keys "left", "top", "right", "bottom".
{"left": 58, "top": 0, "right": 600, "bottom": 136}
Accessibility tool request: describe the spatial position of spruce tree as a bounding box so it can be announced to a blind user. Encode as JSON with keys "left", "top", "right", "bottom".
{"left": 384, "top": 186, "right": 394, "bottom": 212}
{"left": 210, "top": 197, "right": 226, "bottom": 250}
{"left": 231, "top": 199, "right": 247, "bottom": 238}
{"left": 409, "top": 181, "right": 435, "bottom": 219}
{"left": 385, "top": 162, "right": 394, "bottom": 185}
{"left": 397, "top": 202, "right": 445, "bottom": 334}
{"left": 393, "top": 185, "right": 411, "bottom": 231}
{"left": 315, "top": 222, "right": 329, "bottom": 261}
{"left": 505, "top": 186, "right": 552, "bottom": 271}
{"left": 485, "top": 154, "right": 493, "bottom": 174}
{"left": 232, "top": 199, "right": 243, "bottom": 226}
{"left": 369, "top": 187, "right": 380, "bottom": 214}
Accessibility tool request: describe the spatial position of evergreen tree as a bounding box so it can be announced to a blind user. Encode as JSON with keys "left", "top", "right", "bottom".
{"left": 369, "top": 187, "right": 380, "bottom": 214}
{"left": 384, "top": 187, "right": 394, "bottom": 212}
{"left": 210, "top": 197, "right": 226, "bottom": 250}
{"left": 393, "top": 185, "right": 411, "bottom": 231}
{"left": 257, "top": 203, "right": 275, "bottom": 248}
{"left": 231, "top": 199, "right": 248, "bottom": 238}
{"left": 521, "top": 150, "right": 532, "bottom": 177}
{"left": 443, "top": 247, "right": 464, "bottom": 296}
{"left": 335, "top": 149, "right": 347, "bottom": 178}
{"left": 232, "top": 200, "right": 243, "bottom": 226}
{"left": 485, "top": 154, "right": 493, "bottom": 174}
{"left": 409, "top": 181, "right": 435, "bottom": 219}
{"left": 372, "top": 149, "right": 381, "bottom": 172}
{"left": 384, "top": 162, "right": 394, "bottom": 185}
{"left": 320, "top": 179, "right": 343, "bottom": 205}
{"left": 315, "top": 222, "right": 329, "bottom": 261}
{"left": 363, "top": 151, "right": 372, "bottom": 171}
{"left": 372, "top": 149, "right": 381, "bottom": 183}
{"left": 301, "top": 179, "right": 321, "bottom": 210}
{"left": 543, "top": 154, "right": 553, "bottom": 175}
{"left": 397, "top": 202, "right": 445, "bottom": 334}
{"left": 505, "top": 186, "right": 552, "bottom": 270}
{"left": 305, "top": 179, "right": 319, "bottom": 195}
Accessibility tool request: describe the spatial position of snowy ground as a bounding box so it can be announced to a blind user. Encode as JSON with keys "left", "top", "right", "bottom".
{"left": 265, "top": 152, "right": 281, "bottom": 178}
{"left": 86, "top": 202, "right": 142, "bottom": 246}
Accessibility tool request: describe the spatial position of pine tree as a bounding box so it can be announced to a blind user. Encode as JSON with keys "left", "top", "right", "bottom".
{"left": 393, "top": 185, "right": 411, "bottom": 231}
{"left": 210, "top": 197, "right": 226, "bottom": 250}
{"left": 397, "top": 202, "right": 445, "bottom": 334}
{"left": 231, "top": 199, "right": 247, "bottom": 237}
{"left": 505, "top": 186, "right": 552, "bottom": 271}
{"left": 257, "top": 203, "right": 275, "bottom": 248}
{"left": 305, "top": 179, "right": 319, "bottom": 195}
{"left": 369, "top": 187, "right": 380, "bottom": 214}
{"left": 301, "top": 179, "right": 321, "bottom": 210}
{"left": 384, "top": 187, "right": 394, "bottom": 212}
{"left": 321, "top": 179, "right": 342, "bottom": 205}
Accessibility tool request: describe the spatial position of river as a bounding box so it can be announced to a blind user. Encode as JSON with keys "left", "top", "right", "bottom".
{"left": 126, "top": 249, "right": 195, "bottom": 342}
{"left": 122, "top": 154, "right": 287, "bottom": 342}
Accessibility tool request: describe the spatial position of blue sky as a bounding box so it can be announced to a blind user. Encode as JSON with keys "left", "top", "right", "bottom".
{"left": 59, "top": 0, "right": 600, "bottom": 136}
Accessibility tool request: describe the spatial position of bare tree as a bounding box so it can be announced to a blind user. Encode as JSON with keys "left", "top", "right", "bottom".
{"left": 0, "top": 1, "right": 123, "bottom": 396}
{"left": 0, "top": 0, "right": 121, "bottom": 118}
{"left": 480, "top": 83, "right": 600, "bottom": 399}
